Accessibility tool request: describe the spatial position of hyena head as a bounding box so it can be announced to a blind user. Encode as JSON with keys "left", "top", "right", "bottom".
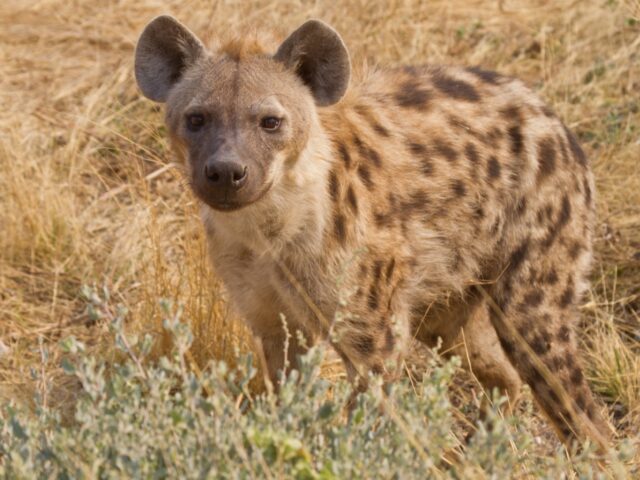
{"left": 134, "top": 16, "right": 351, "bottom": 211}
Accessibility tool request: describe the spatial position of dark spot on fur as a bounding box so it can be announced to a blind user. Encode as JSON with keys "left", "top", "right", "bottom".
{"left": 448, "top": 115, "right": 474, "bottom": 134}
{"left": 354, "top": 136, "right": 382, "bottom": 168}
{"left": 545, "top": 386, "right": 561, "bottom": 405}
{"left": 367, "top": 284, "right": 379, "bottom": 310}
{"left": 372, "top": 261, "right": 383, "bottom": 281}
{"left": 559, "top": 196, "right": 574, "bottom": 222}
{"left": 385, "top": 258, "right": 396, "bottom": 280}
{"left": 355, "top": 105, "right": 391, "bottom": 137}
{"left": 237, "top": 247, "right": 254, "bottom": 263}
{"left": 373, "top": 122, "right": 390, "bottom": 137}
{"left": 353, "top": 104, "right": 368, "bottom": 116}
{"left": 505, "top": 238, "right": 530, "bottom": 278}
{"left": 487, "top": 156, "right": 501, "bottom": 181}
{"left": 450, "top": 180, "right": 466, "bottom": 197}
{"left": 353, "top": 334, "right": 374, "bottom": 355}
{"left": 346, "top": 185, "right": 358, "bottom": 213}
{"left": 576, "top": 392, "right": 586, "bottom": 410}
{"left": 568, "top": 241, "right": 583, "bottom": 260}
{"left": 405, "top": 139, "right": 435, "bottom": 176}
{"left": 564, "top": 126, "right": 587, "bottom": 167}
{"left": 526, "top": 366, "right": 544, "bottom": 385}
{"left": 544, "top": 268, "right": 559, "bottom": 285}
{"left": 487, "top": 127, "right": 503, "bottom": 142}
{"left": 472, "top": 203, "right": 485, "bottom": 220}
{"left": 262, "top": 217, "right": 283, "bottom": 239}
{"left": 557, "top": 325, "right": 571, "bottom": 343}
{"left": 403, "top": 189, "right": 429, "bottom": 212}
{"left": 490, "top": 218, "right": 502, "bottom": 235}
{"left": 374, "top": 211, "right": 390, "bottom": 228}
{"left": 570, "top": 368, "right": 584, "bottom": 385}
{"left": 334, "top": 213, "right": 346, "bottom": 244}
{"left": 514, "top": 197, "right": 527, "bottom": 217}
{"left": 465, "top": 143, "right": 480, "bottom": 166}
{"left": 408, "top": 141, "right": 426, "bottom": 155}
{"left": 531, "top": 334, "right": 550, "bottom": 354}
{"left": 498, "top": 336, "right": 515, "bottom": 356}
{"left": 328, "top": 170, "right": 339, "bottom": 201}
{"left": 433, "top": 138, "right": 458, "bottom": 162}
{"left": 420, "top": 158, "right": 434, "bottom": 176}
{"left": 432, "top": 72, "right": 480, "bottom": 101}
{"left": 564, "top": 353, "right": 574, "bottom": 369}
{"left": 500, "top": 105, "right": 521, "bottom": 121}
{"left": 467, "top": 66, "right": 501, "bottom": 85}
{"left": 559, "top": 280, "right": 574, "bottom": 309}
{"left": 583, "top": 177, "right": 592, "bottom": 205}
{"left": 357, "top": 164, "right": 374, "bottom": 190}
{"left": 550, "top": 355, "right": 565, "bottom": 371}
{"left": 395, "top": 79, "right": 431, "bottom": 109}
{"left": 545, "top": 204, "right": 554, "bottom": 221}
{"left": 524, "top": 290, "right": 544, "bottom": 308}
{"left": 338, "top": 142, "right": 351, "bottom": 169}
{"left": 537, "top": 137, "right": 557, "bottom": 183}
{"left": 541, "top": 195, "right": 572, "bottom": 251}
{"left": 507, "top": 125, "right": 524, "bottom": 157}
{"left": 541, "top": 105, "right": 555, "bottom": 118}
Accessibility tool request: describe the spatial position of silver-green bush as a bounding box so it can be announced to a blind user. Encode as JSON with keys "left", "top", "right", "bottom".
{"left": 0, "top": 302, "right": 633, "bottom": 479}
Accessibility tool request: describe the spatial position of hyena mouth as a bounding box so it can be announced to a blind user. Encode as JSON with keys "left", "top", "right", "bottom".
{"left": 201, "top": 180, "right": 274, "bottom": 213}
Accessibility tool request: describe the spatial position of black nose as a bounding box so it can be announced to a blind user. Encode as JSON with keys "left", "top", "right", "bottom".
{"left": 204, "top": 161, "right": 248, "bottom": 189}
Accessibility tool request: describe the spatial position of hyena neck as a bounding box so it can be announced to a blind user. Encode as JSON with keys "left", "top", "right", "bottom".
{"left": 204, "top": 120, "right": 333, "bottom": 258}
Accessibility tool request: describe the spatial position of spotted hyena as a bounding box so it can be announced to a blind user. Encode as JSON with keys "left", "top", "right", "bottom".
{"left": 134, "top": 16, "right": 611, "bottom": 445}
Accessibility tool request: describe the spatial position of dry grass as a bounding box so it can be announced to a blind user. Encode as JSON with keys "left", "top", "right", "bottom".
{"left": 1, "top": 0, "right": 639, "bottom": 469}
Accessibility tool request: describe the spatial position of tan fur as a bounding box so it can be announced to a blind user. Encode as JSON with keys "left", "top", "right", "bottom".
{"left": 135, "top": 18, "right": 611, "bottom": 446}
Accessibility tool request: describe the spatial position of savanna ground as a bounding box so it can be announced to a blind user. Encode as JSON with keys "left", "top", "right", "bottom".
{"left": 1, "top": 0, "right": 639, "bottom": 476}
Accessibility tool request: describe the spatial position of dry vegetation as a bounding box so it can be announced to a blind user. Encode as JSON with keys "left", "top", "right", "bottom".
{"left": 1, "top": 0, "right": 639, "bottom": 472}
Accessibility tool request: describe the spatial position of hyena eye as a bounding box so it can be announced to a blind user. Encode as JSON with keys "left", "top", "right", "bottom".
{"left": 186, "top": 113, "right": 206, "bottom": 132}
{"left": 260, "top": 117, "right": 281, "bottom": 131}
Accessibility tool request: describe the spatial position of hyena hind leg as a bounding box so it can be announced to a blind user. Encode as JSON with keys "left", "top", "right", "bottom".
{"left": 452, "top": 301, "right": 523, "bottom": 414}
{"left": 413, "top": 296, "right": 522, "bottom": 412}
{"left": 484, "top": 256, "right": 611, "bottom": 446}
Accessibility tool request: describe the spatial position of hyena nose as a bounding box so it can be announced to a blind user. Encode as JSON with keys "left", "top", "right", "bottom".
{"left": 204, "top": 161, "right": 248, "bottom": 189}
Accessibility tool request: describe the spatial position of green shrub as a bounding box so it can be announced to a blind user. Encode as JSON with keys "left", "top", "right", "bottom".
{"left": 0, "top": 303, "right": 633, "bottom": 479}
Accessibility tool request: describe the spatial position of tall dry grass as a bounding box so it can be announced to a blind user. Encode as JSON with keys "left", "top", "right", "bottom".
{"left": 0, "top": 0, "right": 639, "bottom": 464}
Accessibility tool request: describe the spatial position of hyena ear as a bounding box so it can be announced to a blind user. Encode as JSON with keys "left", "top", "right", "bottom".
{"left": 134, "top": 15, "right": 205, "bottom": 102}
{"left": 274, "top": 20, "right": 351, "bottom": 106}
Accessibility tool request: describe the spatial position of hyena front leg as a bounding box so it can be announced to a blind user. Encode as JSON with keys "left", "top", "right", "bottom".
{"left": 255, "top": 320, "right": 317, "bottom": 388}
{"left": 332, "top": 305, "right": 412, "bottom": 394}
{"left": 240, "top": 299, "right": 317, "bottom": 388}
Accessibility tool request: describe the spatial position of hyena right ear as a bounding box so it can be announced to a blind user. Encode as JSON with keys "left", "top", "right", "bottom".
{"left": 274, "top": 20, "right": 351, "bottom": 106}
{"left": 134, "top": 15, "right": 205, "bottom": 102}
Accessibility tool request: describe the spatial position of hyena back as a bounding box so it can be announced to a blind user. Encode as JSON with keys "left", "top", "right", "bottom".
{"left": 135, "top": 16, "right": 610, "bottom": 445}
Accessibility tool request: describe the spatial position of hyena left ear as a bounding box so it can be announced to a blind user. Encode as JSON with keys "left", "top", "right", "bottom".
{"left": 274, "top": 20, "right": 351, "bottom": 107}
